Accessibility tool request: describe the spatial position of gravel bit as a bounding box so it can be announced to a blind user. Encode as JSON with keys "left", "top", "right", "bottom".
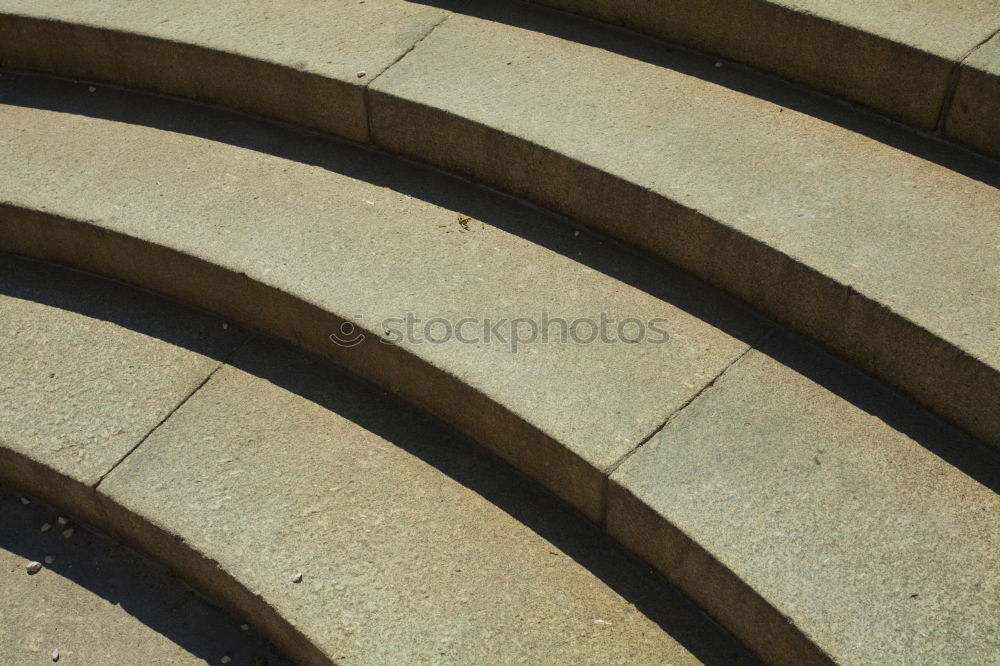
{"left": 292, "top": 572, "right": 303, "bottom": 583}
{"left": 40, "top": 522, "right": 52, "bottom": 533}
{"left": 57, "top": 516, "right": 69, "bottom": 525}
{"left": 20, "top": 496, "right": 30, "bottom": 505}
{"left": 44, "top": 555, "right": 56, "bottom": 564}
{"left": 62, "top": 527, "right": 75, "bottom": 539}
{"left": 26, "top": 561, "right": 43, "bottom": 574}
{"left": 356, "top": 70, "right": 367, "bottom": 78}
{"left": 51, "top": 649, "right": 59, "bottom": 662}
{"left": 240, "top": 623, "right": 250, "bottom": 631}
{"left": 221, "top": 657, "right": 232, "bottom": 664}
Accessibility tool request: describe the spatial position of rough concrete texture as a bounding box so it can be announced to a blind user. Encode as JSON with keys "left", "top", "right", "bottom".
{"left": 527, "top": 0, "right": 1000, "bottom": 129}
{"left": 369, "top": 2, "right": 1000, "bottom": 450}
{"left": 95, "top": 340, "right": 759, "bottom": 666}
{"left": 0, "top": 0, "right": 452, "bottom": 140}
{"left": 947, "top": 31, "right": 1000, "bottom": 159}
{"left": 609, "top": 332, "right": 1000, "bottom": 665}
{"left": 0, "top": 489, "right": 290, "bottom": 665}
{"left": 0, "top": 75, "right": 769, "bottom": 521}
{"left": 0, "top": 254, "right": 244, "bottom": 526}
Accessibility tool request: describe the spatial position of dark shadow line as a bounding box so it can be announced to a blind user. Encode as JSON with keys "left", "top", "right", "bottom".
{"left": 0, "top": 489, "right": 289, "bottom": 665}
{"left": 0, "top": 254, "right": 760, "bottom": 665}
{"left": 405, "top": 0, "right": 1000, "bottom": 189}
{"left": 1, "top": 71, "right": 995, "bottom": 492}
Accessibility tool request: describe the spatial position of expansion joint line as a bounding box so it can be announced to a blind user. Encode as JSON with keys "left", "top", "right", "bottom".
{"left": 362, "top": 12, "right": 454, "bottom": 144}
{"left": 598, "top": 328, "right": 777, "bottom": 526}
{"left": 92, "top": 333, "right": 255, "bottom": 489}
{"left": 935, "top": 24, "right": 1000, "bottom": 133}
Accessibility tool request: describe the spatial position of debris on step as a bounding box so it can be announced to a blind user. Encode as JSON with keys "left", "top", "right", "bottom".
{"left": 26, "top": 561, "right": 42, "bottom": 574}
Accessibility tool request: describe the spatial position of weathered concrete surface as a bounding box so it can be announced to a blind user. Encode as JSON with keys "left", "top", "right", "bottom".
{"left": 609, "top": 332, "right": 1000, "bottom": 665}
{"left": 526, "top": 0, "right": 1000, "bottom": 131}
{"left": 948, "top": 31, "right": 1000, "bottom": 159}
{"left": 369, "top": 3, "right": 1000, "bottom": 451}
{"left": 0, "top": 254, "right": 243, "bottom": 527}
{"left": 0, "top": 0, "right": 453, "bottom": 140}
{"left": 0, "top": 489, "right": 290, "bottom": 665}
{"left": 97, "top": 338, "right": 759, "bottom": 666}
{"left": 0, "top": 75, "right": 769, "bottom": 521}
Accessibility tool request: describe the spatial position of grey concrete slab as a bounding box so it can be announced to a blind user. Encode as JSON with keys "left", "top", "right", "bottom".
{"left": 526, "top": 0, "right": 1000, "bottom": 130}
{"left": 0, "top": 75, "right": 769, "bottom": 521}
{"left": 0, "top": 489, "right": 290, "bottom": 665}
{"left": 0, "top": 255, "right": 245, "bottom": 527}
{"left": 947, "top": 31, "right": 1000, "bottom": 159}
{"left": 609, "top": 332, "right": 1000, "bottom": 665}
{"left": 98, "top": 337, "right": 760, "bottom": 666}
{"left": 0, "top": 0, "right": 453, "bottom": 140}
{"left": 369, "top": 2, "right": 1000, "bottom": 451}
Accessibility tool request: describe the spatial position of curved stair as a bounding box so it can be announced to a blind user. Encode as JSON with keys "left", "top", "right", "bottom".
{"left": 0, "top": 1, "right": 996, "bottom": 452}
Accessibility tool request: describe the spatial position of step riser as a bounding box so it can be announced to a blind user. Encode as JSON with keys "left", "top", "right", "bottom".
{"left": 0, "top": 204, "right": 606, "bottom": 522}
{"left": 1, "top": 12, "right": 994, "bottom": 453}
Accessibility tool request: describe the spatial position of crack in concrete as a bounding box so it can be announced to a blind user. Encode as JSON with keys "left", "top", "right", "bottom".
{"left": 363, "top": 11, "right": 455, "bottom": 144}
{"left": 598, "top": 327, "right": 776, "bottom": 526}
{"left": 935, "top": 24, "right": 1000, "bottom": 133}
{"left": 92, "top": 335, "right": 255, "bottom": 489}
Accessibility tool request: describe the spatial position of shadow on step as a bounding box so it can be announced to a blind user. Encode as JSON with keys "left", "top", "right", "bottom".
{"left": 0, "top": 255, "right": 759, "bottom": 665}
{"left": 409, "top": 0, "right": 1000, "bottom": 188}
{"left": 0, "top": 70, "right": 767, "bottom": 349}
{"left": 0, "top": 489, "right": 289, "bottom": 665}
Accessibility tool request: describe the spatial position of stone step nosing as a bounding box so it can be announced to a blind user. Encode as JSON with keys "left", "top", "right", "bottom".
{"left": 0, "top": 9, "right": 997, "bottom": 451}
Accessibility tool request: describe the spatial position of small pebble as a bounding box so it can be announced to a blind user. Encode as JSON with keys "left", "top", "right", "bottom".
{"left": 222, "top": 322, "right": 229, "bottom": 330}
{"left": 221, "top": 657, "right": 232, "bottom": 664}
{"left": 356, "top": 70, "right": 366, "bottom": 78}
{"left": 40, "top": 523, "right": 52, "bottom": 533}
{"left": 57, "top": 516, "right": 69, "bottom": 525}
{"left": 714, "top": 61, "right": 723, "bottom": 68}
{"left": 20, "top": 496, "right": 30, "bottom": 505}
{"left": 44, "top": 555, "right": 56, "bottom": 565}
{"left": 62, "top": 528, "right": 75, "bottom": 539}
{"left": 51, "top": 648, "right": 59, "bottom": 662}
{"left": 26, "top": 561, "right": 42, "bottom": 574}
{"left": 292, "top": 573, "right": 303, "bottom": 583}
{"left": 240, "top": 623, "right": 250, "bottom": 631}
{"left": 88, "top": 85, "right": 96, "bottom": 92}
{"left": 573, "top": 230, "right": 580, "bottom": 237}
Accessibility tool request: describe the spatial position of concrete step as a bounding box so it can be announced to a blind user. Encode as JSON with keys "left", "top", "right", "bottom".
{"left": 0, "top": 255, "right": 759, "bottom": 666}
{"left": 0, "top": 489, "right": 291, "bottom": 665}
{"left": 0, "top": 0, "right": 997, "bottom": 450}
{"left": 523, "top": 0, "right": 1000, "bottom": 153}
{"left": 0, "top": 78, "right": 997, "bottom": 664}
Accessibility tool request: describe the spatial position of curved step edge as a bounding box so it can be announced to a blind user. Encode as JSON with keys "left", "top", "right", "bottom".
{"left": 523, "top": 0, "right": 1000, "bottom": 156}
{"left": 0, "top": 8, "right": 997, "bottom": 453}
{"left": 0, "top": 205, "right": 830, "bottom": 665}
{"left": 0, "top": 443, "right": 329, "bottom": 666}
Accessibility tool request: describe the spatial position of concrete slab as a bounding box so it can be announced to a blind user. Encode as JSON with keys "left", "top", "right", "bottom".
{"left": 98, "top": 338, "right": 759, "bottom": 666}
{"left": 947, "top": 31, "right": 1000, "bottom": 159}
{"left": 609, "top": 332, "right": 1000, "bottom": 665}
{"left": 369, "top": 2, "right": 1000, "bottom": 450}
{"left": 0, "top": 254, "right": 244, "bottom": 526}
{"left": 0, "top": 0, "right": 453, "bottom": 140}
{"left": 0, "top": 75, "right": 769, "bottom": 521}
{"left": 527, "top": 0, "right": 1000, "bottom": 129}
{"left": 0, "top": 489, "right": 290, "bottom": 665}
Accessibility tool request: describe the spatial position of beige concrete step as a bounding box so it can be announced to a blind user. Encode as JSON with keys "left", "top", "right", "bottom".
{"left": 0, "top": 255, "right": 759, "bottom": 666}
{"left": 0, "top": 0, "right": 996, "bottom": 451}
{"left": 0, "top": 74, "right": 771, "bottom": 524}
{"left": 1, "top": 76, "right": 997, "bottom": 664}
{"left": 0, "top": 489, "right": 291, "bottom": 665}
{"left": 524, "top": 0, "right": 1000, "bottom": 150}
